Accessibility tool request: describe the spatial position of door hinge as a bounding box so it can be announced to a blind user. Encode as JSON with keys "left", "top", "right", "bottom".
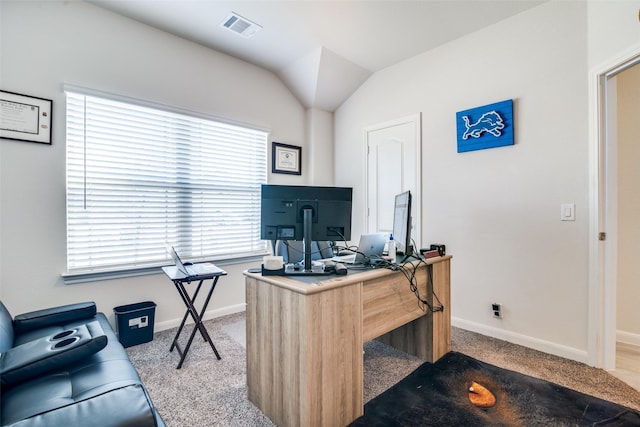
{"left": 599, "top": 232, "right": 606, "bottom": 241}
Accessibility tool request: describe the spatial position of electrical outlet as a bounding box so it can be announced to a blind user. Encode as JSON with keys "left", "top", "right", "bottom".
{"left": 492, "top": 303, "right": 502, "bottom": 318}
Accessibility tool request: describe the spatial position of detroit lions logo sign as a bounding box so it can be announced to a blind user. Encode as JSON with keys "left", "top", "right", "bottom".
{"left": 462, "top": 111, "right": 504, "bottom": 140}
{"left": 456, "top": 99, "right": 514, "bottom": 153}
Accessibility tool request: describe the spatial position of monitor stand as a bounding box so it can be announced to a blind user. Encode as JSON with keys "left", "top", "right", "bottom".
{"left": 284, "top": 207, "right": 331, "bottom": 276}
{"left": 399, "top": 245, "right": 420, "bottom": 263}
{"left": 284, "top": 265, "right": 331, "bottom": 276}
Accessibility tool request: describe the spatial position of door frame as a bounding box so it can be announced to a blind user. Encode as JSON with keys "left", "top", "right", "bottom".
{"left": 588, "top": 44, "right": 640, "bottom": 369}
{"left": 363, "top": 114, "right": 422, "bottom": 245}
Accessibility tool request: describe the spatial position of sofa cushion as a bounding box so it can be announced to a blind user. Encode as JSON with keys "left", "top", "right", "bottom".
{"left": 1, "top": 321, "right": 107, "bottom": 388}
{"left": 2, "top": 380, "right": 163, "bottom": 427}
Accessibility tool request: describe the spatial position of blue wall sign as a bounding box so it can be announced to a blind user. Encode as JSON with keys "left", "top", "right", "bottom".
{"left": 456, "top": 99, "right": 514, "bottom": 153}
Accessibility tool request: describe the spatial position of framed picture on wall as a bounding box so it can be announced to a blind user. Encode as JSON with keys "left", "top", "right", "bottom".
{"left": 455, "top": 99, "right": 514, "bottom": 153}
{"left": 272, "top": 142, "right": 301, "bottom": 175}
{"left": 0, "top": 90, "right": 52, "bottom": 145}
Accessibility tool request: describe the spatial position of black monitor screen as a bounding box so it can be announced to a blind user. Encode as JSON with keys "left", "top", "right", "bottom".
{"left": 260, "top": 184, "right": 352, "bottom": 242}
{"left": 392, "top": 190, "right": 412, "bottom": 255}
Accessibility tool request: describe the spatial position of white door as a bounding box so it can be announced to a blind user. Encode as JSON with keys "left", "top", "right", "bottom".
{"left": 591, "top": 48, "right": 640, "bottom": 370}
{"left": 365, "top": 114, "right": 421, "bottom": 246}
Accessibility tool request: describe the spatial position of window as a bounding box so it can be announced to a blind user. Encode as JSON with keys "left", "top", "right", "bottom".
{"left": 65, "top": 88, "right": 268, "bottom": 277}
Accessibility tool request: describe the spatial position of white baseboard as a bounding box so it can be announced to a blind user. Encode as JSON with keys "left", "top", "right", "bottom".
{"left": 154, "top": 303, "right": 246, "bottom": 332}
{"left": 452, "top": 317, "right": 589, "bottom": 364}
{"left": 617, "top": 330, "right": 640, "bottom": 347}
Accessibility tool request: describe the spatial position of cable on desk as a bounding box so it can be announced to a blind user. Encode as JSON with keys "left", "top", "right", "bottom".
{"left": 330, "top": 233, "right": 372, "bottom": 262}
{"left": 380, "top": 257, "right": 444, "bottom": 313}
{"left": 330, "top": 233, "right": 357, "bottom": 254}
{"left": 332, "top": 233, "right": 444, "bottom": 312}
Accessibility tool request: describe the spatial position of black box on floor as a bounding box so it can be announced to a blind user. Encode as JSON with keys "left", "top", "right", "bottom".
{"left": 113, "top": 301, "right": 156, "bottom": 348}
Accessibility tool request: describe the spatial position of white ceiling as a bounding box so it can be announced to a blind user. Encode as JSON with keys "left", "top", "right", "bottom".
{"left": 89, "top": 0, "right": 546, "bottom": 111}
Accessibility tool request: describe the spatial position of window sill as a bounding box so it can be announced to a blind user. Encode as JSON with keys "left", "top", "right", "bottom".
{"left": 62, "top": 253, "right": 268, "bottom": 285}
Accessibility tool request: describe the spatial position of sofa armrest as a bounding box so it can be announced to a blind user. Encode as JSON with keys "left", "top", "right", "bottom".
{"left": 13, "top": 302, "right": 97, "bottom": 334}
{"left": 1, "top": 321, "right": 107, "bottom": 388}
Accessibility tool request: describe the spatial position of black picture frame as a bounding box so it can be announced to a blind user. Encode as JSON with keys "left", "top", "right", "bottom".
{"left": 0, "top": 90, "right": 53, "bottom": 145}
{"left": 272, "top": 142, "right": 301, "bottom": 175}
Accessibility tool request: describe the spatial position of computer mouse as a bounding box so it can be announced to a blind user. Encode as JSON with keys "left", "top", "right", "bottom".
{"left": 334, "top": 262, "right": 347, "bottom": 275}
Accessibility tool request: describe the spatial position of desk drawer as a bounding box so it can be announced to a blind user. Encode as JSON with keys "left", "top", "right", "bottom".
{"left": 362, "top": 269, "right": 428, "bottom": 342}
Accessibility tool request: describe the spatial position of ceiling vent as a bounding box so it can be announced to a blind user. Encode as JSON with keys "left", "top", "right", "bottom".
{"left": 221, "top": 12, "right": 262, "bottom": 38}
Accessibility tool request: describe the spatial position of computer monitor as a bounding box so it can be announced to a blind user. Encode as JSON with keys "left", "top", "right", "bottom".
{"left": 392, "top": 190, "right": 412, "bottom": 258}
{"left": 260, "top": 184, "right": 353, "bottom": 272}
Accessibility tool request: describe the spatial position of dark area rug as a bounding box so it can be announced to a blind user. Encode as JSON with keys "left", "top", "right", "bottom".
{"left": 349, "top": 351, "right": 640, "bottom": 426}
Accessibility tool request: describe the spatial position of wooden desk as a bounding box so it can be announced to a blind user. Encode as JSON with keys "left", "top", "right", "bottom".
{"left": 243, "top": 255, "right": 451, "bottom": 427}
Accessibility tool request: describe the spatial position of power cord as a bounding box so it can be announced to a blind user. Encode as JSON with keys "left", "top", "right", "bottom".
{"left": 325, "top": 233, "right": 444, "bottom": 312}
{"left": 381, "top": 255, "right": 444, "bottom": 313}
{"left": 331, "top": 233, "right": 367, "bottom": 260}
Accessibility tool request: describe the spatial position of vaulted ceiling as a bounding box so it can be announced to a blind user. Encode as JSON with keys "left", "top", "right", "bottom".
{"left": 89, "top": 0, "right": 546, "bottom": 111}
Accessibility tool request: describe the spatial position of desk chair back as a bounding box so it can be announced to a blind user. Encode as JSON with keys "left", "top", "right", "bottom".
{"left": 275, "top": 240, "right": 333, "bottom": 264}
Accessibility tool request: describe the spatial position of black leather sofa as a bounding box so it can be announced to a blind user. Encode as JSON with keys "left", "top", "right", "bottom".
{"left": 0, "top": 300, "right": 165, "bottom": 427}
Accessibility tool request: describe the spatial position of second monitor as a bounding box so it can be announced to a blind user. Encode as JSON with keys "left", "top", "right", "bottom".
{"left": 392, "top": 190, "right": 413, "bottom": 260}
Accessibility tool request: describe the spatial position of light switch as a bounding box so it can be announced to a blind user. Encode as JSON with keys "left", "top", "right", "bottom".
{"left": 561, "top": 203, "right": 575, "bottom": 221}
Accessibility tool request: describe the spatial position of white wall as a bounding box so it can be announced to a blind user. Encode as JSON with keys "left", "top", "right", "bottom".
{"left": 587, "top": 0, "right": 640, "bottom": 69}
{"left": 0, "top": 1, "right": 308, "bottom": 329}
{"left": 617, "top": 64, "right": 640, "bottom": 342}
{"left": 336, "top": 0, "right": 593, "bottom": 361}
{"left": 306, "top": 108, "right": 335, "bottom": 186}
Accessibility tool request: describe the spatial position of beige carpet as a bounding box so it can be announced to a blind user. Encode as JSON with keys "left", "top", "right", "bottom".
{"left": 126, "top": 312, "right": 640, "bottom": 427}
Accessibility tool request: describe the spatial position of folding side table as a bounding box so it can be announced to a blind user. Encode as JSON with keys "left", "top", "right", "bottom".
{"left": 161, "top": 265, "right": 227, "bottom": 369}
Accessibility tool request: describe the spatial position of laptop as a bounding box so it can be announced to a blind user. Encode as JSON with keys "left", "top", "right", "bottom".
{"left": 165, "top": 244, "right": 225, "bottom": 278}
{"left": 332, "top": 233, "right": 387, "bottom": 264}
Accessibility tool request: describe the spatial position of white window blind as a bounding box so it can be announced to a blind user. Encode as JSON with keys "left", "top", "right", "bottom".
{"left": 65, "top": 90, "right": 268, "bottom": 274}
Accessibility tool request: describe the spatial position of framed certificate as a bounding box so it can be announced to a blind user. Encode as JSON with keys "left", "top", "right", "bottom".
{"left": 1, "top": 90, "right": 52, "bottom": 145}
{"left": 272, "top": 142, "right": 301, "bottom": 175}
